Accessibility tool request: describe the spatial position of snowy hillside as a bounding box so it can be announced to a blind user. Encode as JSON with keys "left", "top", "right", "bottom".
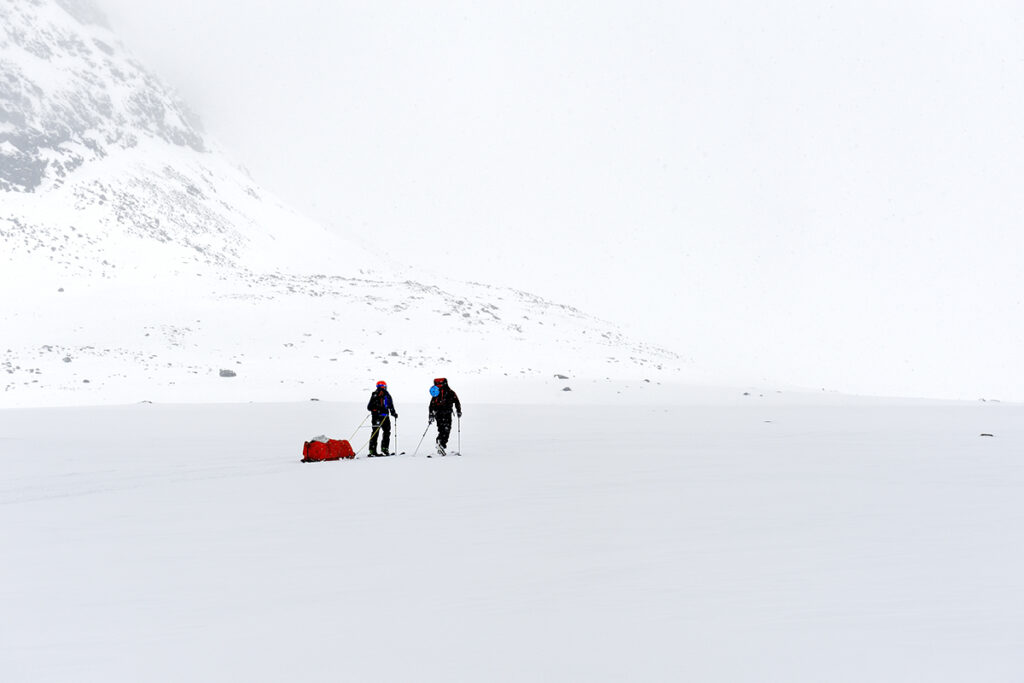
{"left": 0, "top": 0, "right": 681, "bottom": 408}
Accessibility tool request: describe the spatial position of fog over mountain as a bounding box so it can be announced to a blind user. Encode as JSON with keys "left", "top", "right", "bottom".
{"left": 1, "top": 0, "right": 679, "bottom": 407}
{"left": 4, "top": 0, "right": 1023, "bottom": 403}
{"left": 92, "top": 0, "right": 1024, "bottom": 402}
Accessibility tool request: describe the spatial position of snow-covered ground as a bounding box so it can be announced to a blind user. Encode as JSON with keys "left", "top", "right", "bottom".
{"left": 3, "top": 391, "right": 1022, "bottom": 682}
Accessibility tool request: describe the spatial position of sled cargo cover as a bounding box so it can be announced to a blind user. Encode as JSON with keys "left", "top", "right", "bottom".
{"left": 302, "top": 439, "right": 355, "bottom": 462}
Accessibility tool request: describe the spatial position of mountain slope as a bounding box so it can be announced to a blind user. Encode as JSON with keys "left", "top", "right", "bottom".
{"left": 1, "top": 0, "right": 682, "bottom": 407}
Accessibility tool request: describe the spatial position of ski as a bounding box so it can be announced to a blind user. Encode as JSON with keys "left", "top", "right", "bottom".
{"left": 426, "top": 449, "right": 461, "bottom": 458}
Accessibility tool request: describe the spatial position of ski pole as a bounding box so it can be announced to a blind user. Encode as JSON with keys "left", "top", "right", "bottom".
{"left": 413, "top": 421, "right": 433, "bottom": 457}
{"left": 395, "top": 416, "right": 399, "bottom": 454}
{"left": 347, "top": 414, "right": 370, "bottom": 442}
{"left": 457, "top": 414, "right": 461, "bottom": 455}
{"left": 357, "top": 415, "right": 389, "bottom": 456}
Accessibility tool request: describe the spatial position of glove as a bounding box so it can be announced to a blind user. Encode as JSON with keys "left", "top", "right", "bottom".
{"left": 457, "top": 411, "right": 462, "bottom": 418}
{"left": 428, "top": 415, "right": 435, "bottom": 424}
{"left": 393, "top": 413, "right": 398, "bottom": 419}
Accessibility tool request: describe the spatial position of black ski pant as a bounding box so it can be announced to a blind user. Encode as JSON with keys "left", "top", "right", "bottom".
{"left": 370, "top": 414, "right": 391, "bottom": 454}
{"left": 435, "top": 414, "right": 453, "bottom": 449}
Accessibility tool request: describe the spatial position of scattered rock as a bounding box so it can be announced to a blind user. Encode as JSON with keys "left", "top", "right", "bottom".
{"left": 62, "top": 356, "right": 72, "bottom": 363}
{"left": 554, "top": 373, "right": 569, "bottom": 379}
{"left": 219, "top": 369, "right": 237, "bottom": 378}
{"left": 58, "top": 287, "right": 64, "bottom": 292}
{"left": 980, "top": 433, "right": 994, "bottom": 437}
{"left": 562, "top": 387, "right": 572, "bottom": 392}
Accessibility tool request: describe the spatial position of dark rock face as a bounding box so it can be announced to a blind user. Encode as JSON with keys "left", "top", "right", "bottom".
{"left": 0, "top": 0, "right": 253, "bottom": 275}
{"left": 0, "top": 0, "right": 205, "bottom": 192}
{"left": 0, "top": 148, "right": 50, "bottom": 192}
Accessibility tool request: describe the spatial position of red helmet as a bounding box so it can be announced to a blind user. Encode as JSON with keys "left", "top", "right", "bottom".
{"left": 376, "top": 381, "right": 387, "bottom": 389}
{"left": 433, "top": 377, "right": 446, "bottom": 386}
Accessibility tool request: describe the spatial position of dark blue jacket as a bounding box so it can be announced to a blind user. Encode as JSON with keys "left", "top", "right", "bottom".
{"left": 367, "top": 389, "right": 397, "bottom": 417}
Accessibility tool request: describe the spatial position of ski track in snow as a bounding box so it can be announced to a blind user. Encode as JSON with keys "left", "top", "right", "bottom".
{"left": 2, "top": 397, "right": 1023, "bottom": 682}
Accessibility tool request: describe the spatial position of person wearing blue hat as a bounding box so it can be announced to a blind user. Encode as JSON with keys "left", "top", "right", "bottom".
{"left": 428, "top": 377, "right": 461, "bottom": 456}
{"left": 366, "top": 380, "right": 398, "bottom": 456}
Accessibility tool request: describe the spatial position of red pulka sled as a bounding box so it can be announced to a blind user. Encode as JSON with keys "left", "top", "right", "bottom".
{"left": 301, "top": 439, "right": 355, "bottom": 462}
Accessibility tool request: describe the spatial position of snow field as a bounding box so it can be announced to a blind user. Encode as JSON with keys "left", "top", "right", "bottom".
{"left": 2, "top": 397, "right": 1023, "bottom": 682}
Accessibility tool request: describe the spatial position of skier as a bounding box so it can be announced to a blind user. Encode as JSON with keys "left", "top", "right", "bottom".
{"left": 366, "top": 380, "right": 398, "bottom": 456}
{"left": 428, "top": 377, "right": 461, "bottom": 456}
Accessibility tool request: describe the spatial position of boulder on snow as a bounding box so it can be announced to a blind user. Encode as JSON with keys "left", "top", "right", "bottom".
{"left": 219, "top": 369, "right": 237, "bottom": 378}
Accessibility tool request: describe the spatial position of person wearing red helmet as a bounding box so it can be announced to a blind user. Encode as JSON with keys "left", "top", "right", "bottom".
{"left": 427, "top": 377, "right": 461, "bottom": 456}
{"left": 366, "top": 380, "right": 398, "bottom": 456}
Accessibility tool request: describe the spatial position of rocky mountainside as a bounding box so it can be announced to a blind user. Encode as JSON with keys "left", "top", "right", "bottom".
{"left": 1, "top": 0, "right": 371, "bottom": 279}
{"left": 2, "top": 0, "right": 203, "bottom": 193}
{"left": 0, "top": 0, "right": 682, "bottom": 407}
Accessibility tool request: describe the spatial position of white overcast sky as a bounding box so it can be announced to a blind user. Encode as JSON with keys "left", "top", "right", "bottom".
{"left": 96, "top": 0, "right": 1023, "bottom": 400}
